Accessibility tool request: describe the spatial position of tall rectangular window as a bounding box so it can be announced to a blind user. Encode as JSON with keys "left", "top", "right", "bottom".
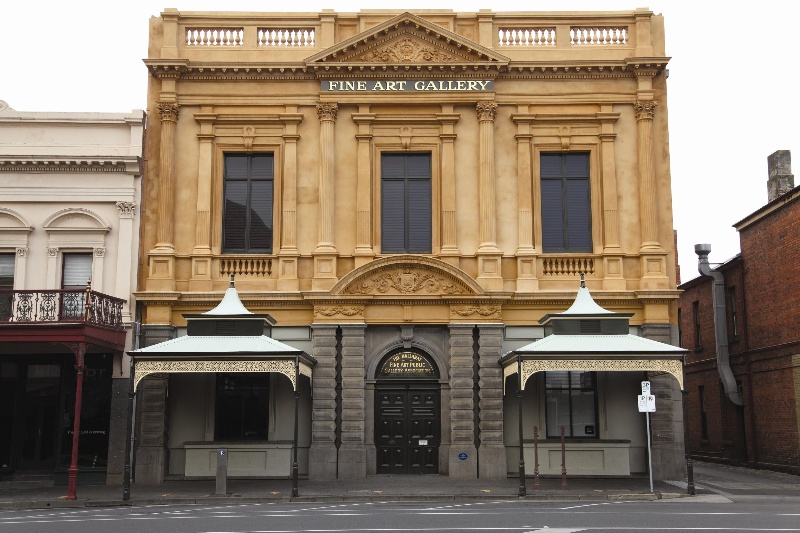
{"left": 61, "top": 253, "right": 92, "bottom": 319}
{"left": 727, "top": 286, "right": 738, "bottom": 338}
{"left": 381, "top": 153, "right": 431, "bottom": 253}
{"left": 545, "top": 371, "right": 597, "bottom": 438}
{"left": 0, "top": 254, "right": 14, "bottom": 321}
{"left": 223, "top": 154, "right": 274, "bottom": 254}
{"left": 540, "top": 152, "right": 592, "bottom": 253}
{"left": 693, "top": 301, "right": 701, "bottom": 349}
{"left": 215, "top": 373, "right": 269, "bottom": 441}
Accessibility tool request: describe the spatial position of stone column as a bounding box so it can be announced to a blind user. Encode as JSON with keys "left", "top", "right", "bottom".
{"left": 511, "top": 110, "right": 537, "bottom": 291}
{"left": 13, "top": 247, "right": 27, "bottom": 289}
{"left": 635, "top": 100, "right": 659, "bottom": 250}
{"left": 134, "top": 375, "right": 169, "bottom": 484}
{"left": 477, "top": 324, "right": 505, "bottom": 478}
{"left": 476, "top": 101, "right": 502, "bottom": 290}
{"left": 313, "top": 103, "right": 338, "bottom": 290}
{"left": 438, "top": 107, "right": 460, "bottom": 261}
{"left": 338, "top": 324, "right": 367, "bottom": 478}
{"left": 352, "top": 108, "right": 375, "bottom": 266}
{"left": 155, "top": 102, "right": 180, "bottom": 251}
{"left": 190, "top": 109, "right": 216, "bottom": 291}
{"left": 115, "top": 202, "right": 136, "bottom": 322}
{"left": 147, "top": 101, "right": 180, "bottom": 292}
{"left": 448, "top": 324, "right": 477, "bottom": 478}
{"left": 598, "top": 108, "right": 625, "bottom": 290}
{"left": 309, "top": 324, "right": 338, "bottom": 479}
{"left": 278, "top": 109, "right": 304, "bottom": 291}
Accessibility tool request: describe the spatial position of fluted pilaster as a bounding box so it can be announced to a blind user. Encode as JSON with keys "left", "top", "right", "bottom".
{"left": 155, "top": 102, "right": 179, "bottom": 251}
{"left": 316, "top": 102, "right": 338, "bottom": 253}
{"left": 635, "top": 100, "right": 660, "bottom": 250}
{"left": 476, "top": 101, "right": 499, "bottom": 252}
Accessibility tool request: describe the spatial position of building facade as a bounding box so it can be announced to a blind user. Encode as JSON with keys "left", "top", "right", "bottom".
{"left": 136, "top": 8, "right": 685, "bottom": 484}
{"left": 0, "top": 101, "right": 144, "bottom": 488}
{"left": 679, "top": 151, "right": 800, "bottom": 475}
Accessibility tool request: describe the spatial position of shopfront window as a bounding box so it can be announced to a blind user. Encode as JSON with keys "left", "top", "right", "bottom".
{"left": 545, "top": 371, "right": 598, "bottom": 438}
{"left": 215, "top": 373, "right": 270, "bottom": 441}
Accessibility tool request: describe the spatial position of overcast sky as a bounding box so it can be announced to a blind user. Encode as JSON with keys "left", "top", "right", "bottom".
{"left": 3, "top": 1, "right": 797, "bottom": 283}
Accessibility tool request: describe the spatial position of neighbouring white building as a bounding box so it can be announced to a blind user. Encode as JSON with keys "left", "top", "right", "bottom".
{"left": 0, "top": 100, "right": 144, "bottom": 492}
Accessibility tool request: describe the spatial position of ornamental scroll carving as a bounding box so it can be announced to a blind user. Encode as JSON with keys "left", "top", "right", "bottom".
{"left": 634, "top": 100, "right": 658, "bottom": 121}
{"left": 344, "top": 267, "right": 467, "bottom": 295}
{"left": 16, "top": 247, "right": 28, "bottom": 257}
{"left": 450, "top": 305, "right": 501, "bottom": 318}
{"left": 513, "top": 358, "right": 683, "bottom": 391}
{"left": 133, "top": 359, "right": 311, "bottom": 392}
{"left": 476, "top": 101, "right": 498, "bottom": 121}
{"left": 314, "top": 306, "right": 364, "bottom": 317}
{"left": 316, "top": 102, "right": 338, "bottom": 121}
{"left": 157, "top": 102, "right": 181, "bottom": 123}
{"left": 352, "top": 37, "right": 459, "bottom": 63}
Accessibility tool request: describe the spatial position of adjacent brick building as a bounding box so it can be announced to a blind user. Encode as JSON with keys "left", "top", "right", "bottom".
{"left": 678, "top": 150, "right": 800, "bottom": 474}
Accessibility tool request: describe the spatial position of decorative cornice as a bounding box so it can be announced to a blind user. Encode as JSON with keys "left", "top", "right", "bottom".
{"left": 0, "top": 159, "right": 138, "bottom": 173}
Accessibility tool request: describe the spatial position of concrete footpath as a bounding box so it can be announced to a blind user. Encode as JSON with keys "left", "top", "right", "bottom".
{"left": 4, "top": 461, "right": 796, "bottom": 510}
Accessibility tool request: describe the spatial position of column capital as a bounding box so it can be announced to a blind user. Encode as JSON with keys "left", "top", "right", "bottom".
{"left": 16, "top": 247, "right": 28, "bottom": 257}
{"left": 634, "top": 100, "right": 658, "bottom": 121}
{"left": 157, "top": 101, "right": 180, "bottom": 123}
{"left": 476, "top": 101, "right": 497, "bottom": 122}
{"left": 317, "top": 102, "right": 338, "bottom": 121}
{"left": 116, "top": 201, "right": 137, "bottom": 218}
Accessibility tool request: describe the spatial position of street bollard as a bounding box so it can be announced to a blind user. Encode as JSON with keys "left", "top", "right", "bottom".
{"left": 216, "top": 449, "right": 228, "bottom": 496}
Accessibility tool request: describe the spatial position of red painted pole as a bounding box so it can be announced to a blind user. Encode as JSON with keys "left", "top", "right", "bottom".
{"left": 67, "top": 345, "right": 86, "bottom": 500}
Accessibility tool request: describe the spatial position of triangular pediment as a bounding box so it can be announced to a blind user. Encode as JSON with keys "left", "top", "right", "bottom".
{"left": 306, "top": 12, "right": 508, "bottom": 69}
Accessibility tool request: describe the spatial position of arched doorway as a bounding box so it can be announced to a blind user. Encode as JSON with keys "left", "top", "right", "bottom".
{"left": 374, "top": 350, "right": 440, "bottom": 474}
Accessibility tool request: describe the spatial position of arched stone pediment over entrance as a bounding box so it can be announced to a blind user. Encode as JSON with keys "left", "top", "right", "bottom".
{"left": 330, "top": 256, "right": 484, "bottom": 297}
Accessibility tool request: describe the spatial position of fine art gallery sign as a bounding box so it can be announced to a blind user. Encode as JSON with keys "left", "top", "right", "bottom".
{"left": 322, "top": 79, "right": 494, "bottom": 92}
{"left": 378, "top": 351, "right": 438, "bottom": 378}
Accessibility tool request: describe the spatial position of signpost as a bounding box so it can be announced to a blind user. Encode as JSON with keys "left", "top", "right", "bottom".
{"left": 637, "top": 381, "right": 656, "bottom": 493}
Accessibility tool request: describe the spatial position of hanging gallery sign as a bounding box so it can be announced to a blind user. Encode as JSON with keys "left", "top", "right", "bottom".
{"left": 322, "top": 79, "right": 494, "bottom": 92}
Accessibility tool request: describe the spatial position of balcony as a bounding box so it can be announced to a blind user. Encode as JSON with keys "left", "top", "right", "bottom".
{"left": 0, "top": 289, "right": 124, "bottom": 330}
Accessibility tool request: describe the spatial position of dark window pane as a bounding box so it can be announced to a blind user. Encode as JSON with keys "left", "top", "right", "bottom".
{"left": 541, "top": 179, "right": 565, "bottom": 251}
{"left": 545, "top": 371, "right": 597, "bottom": 438}
{"left": 223, "top": 181, "right": 248, "bottom": 252}
{"left": 381, "top": 153, "right": 431, "bottom": 253}
{"left": 382, "top": 180, "right": 407, "bottom": 252}
{"left": 566, "top": 178, "right": 591, "bottom": 251}
{"left": 215, "top": 373, "right": 269, "bottom": 441}
{"left": 223, "top": 154, "right": 274, "bottom": 253}
{"left": 540, "top": 152, "right": 591, "bottom": 253}
{"left": 0, "top": 254, "right": 14, "bottom": 290}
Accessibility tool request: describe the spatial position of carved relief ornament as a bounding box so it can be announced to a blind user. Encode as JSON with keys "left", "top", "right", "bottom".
{"left": 353, "top": 36, "right": 459, "bottom": 63}
{"left": 316, "top": 102, "right": 338, "bottom": 121}
{"left": 634, "top": 100, "right": 658, "bottom": 121}
{"left": 157, "top": 102, "right": 181, "bottom": 123}
{"left": 450, "top": 305, "right": 501, "bottom": 318}
{"left": 344, "top": 267, "right": 467, "bottom": 295}
{"left": 314, "top": 306, "right": 365, "bottom": 317}
{"left": 116, "top": 201, "right": 136, "bottom": 218}
{"left": 476, "top": 101, "right": 498, "bottom": 121}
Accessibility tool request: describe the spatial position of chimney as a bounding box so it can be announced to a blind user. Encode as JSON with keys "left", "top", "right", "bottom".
{"left": 767, "top": 150, "right": 794, "bottom": 202}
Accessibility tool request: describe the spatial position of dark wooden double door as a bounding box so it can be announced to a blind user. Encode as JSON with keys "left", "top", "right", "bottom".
{"left": 376, "top": 385, "right": 439, "bottom": 474}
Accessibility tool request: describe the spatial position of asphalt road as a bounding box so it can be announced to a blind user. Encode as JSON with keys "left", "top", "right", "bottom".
{"left": 1, "top": 498, "right": 800, "bottom": 533}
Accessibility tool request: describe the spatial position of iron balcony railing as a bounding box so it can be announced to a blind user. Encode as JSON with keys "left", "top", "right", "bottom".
{"left": 0, "top": 288, "right": 125, "bottom": 329}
